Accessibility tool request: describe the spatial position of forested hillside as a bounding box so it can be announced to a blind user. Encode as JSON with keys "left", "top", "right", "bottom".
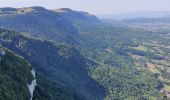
{"left": 0, "top": 6, "right": 170, "bottom": 99}
{"left": 0, "top": 47, "right": 89, "bottom": 100}
{"left": 0, "top": 28, "right": 105, "bottom": 100}
{"left": 0, "top": 48, "right": 32, "bottom": 100}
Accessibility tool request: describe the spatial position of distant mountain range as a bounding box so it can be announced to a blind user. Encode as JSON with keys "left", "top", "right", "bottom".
{"left": 164, "top": 14, "right": 170, "bottom": 18}
{"left": 99, "top": 11, "right": 170, "bottom": 20}
{"left": 123, "top": 17, "right": 170, "bottom": 24}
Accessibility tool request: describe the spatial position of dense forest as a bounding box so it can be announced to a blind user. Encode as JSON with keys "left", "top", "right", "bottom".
{"left": 0, "top": 48, "right": 32, "bottom": 100}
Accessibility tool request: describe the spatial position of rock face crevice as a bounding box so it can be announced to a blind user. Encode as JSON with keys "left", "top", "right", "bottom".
{"left": 28, "top": 69, "right": 37, "bottom": 100}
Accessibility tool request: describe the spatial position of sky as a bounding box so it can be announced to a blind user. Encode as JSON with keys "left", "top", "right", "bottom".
{"left": 0, "top": 0, "right": 170, "bottom": 15}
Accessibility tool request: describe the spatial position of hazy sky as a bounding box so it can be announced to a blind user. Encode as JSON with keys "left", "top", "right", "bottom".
{"left": 0, "top": 0, "right": 170, "bottom": 15}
